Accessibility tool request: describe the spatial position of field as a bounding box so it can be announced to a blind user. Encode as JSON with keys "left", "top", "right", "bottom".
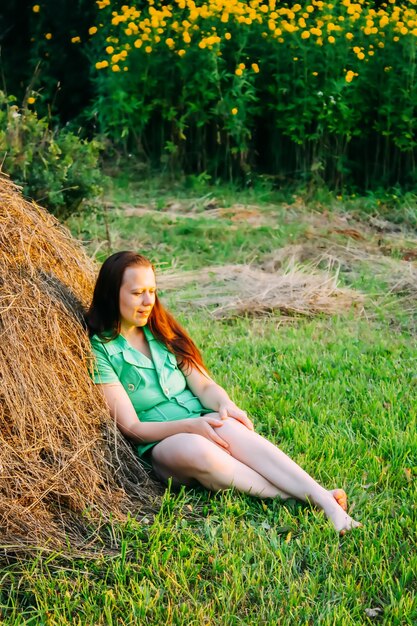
{"left": 1, "top": 178, "right": 417, "bottom": 625}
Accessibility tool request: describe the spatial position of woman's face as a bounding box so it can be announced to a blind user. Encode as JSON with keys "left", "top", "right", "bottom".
{"left": 119, "top": 264, "right": 156, "bottom": 331}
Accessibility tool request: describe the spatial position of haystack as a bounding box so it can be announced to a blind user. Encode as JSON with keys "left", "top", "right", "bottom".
{"left": 0, "top": 175, "right": 159, "bottom": 551}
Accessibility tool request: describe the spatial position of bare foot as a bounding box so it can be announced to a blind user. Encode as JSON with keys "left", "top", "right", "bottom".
{"left": 330, "top": 488, "right": 348, "bottom": 512}
{"left": 329, "top": 506, "right": 362, "bottom": 535}
{"left": 338, "top": 516, "right": 362, "bottom": 536}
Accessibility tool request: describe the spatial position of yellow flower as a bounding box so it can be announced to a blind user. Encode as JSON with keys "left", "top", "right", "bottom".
{"left": 166, "top": 38, "right": 175, "bottom": 47}
{"left": 238, "top": 63, "right": 246, "bottom": 70}
{"left": 45, "top": 33, "right": 52, "bottom": 40}
{"left": 283, "top": 22, "right": 297, "bottom": 33}
{"left": 145, "top": 45, "right": 152, "bottom": 53}
{"left": 345, "top": 32, "right": 354, "bottom": 40}
{"left": 301, "top": 30, "right": 310, "bottom": 39}
{"left": 328, "top": 35, "right": 335, "bottom": 43}
{"left": 112, "top": 64, "right": 120, "bottom": 72}
{"left": 106, "top": 45, "right": 114, "bottom": 54}
{"left": 32, "top": 5, "right": 40, "bottom": 13}
{"left": 71, "top": 36, "right": 81, "bottom": 43}
{"left": 183, "top": 32, "right": 191, "bottom": 43}
{"left": 27, "top": 97, "right": 36, "bottom": 104}
{"left": 235, "top": 68, "right": 243, "bottom": 76}
{"left": 353, "top": 46, "right": 361, "bottom": 53}
{"left": 178, "top": 49, "right": 186, "bottom": 56}
{"left": 89, "top": 26, "right": 98, "bottom": 35}
{"left": 312, "top": 71, "right": 318, "bottom": 76}
{"left": 357, "top": 52, "right": 365, "bottom": 60}
{"left": 345, "top": 70, "right": 355, "bottom": 83}
{"left": 225, "top": 32, "right": 232, "bottom": 40}
{"left": 251, "top": 63, "right": 260, "bottom": 73}
{"left": 231, "top": 108, "right": 238, "bottom": 115}
{"left": 134, "top": 39, "right": 143, "bottom": 48}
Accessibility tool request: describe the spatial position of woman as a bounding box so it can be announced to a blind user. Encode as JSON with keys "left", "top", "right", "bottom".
{"left": 86, "top": 251, "right": 361, "bottom": 535}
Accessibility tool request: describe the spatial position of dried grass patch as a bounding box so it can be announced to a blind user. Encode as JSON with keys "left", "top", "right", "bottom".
{"left": 117, "top": 200, "right": 279, "bottom": 226}
{"left": 158, "top": 263, "right": 364, "bottom": 319}
{"left": 0, "top": 176, "right": 159, "bottom": 552}
{"left": 263, "top": 241, "right": 417, "bottom": 299}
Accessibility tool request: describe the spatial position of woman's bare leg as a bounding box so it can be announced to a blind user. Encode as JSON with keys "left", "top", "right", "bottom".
{"left": 151, "top": 433, "right": 291, "bottom": 499}
{"left": 211, "top": 418, "right": 360, "bottom": 534}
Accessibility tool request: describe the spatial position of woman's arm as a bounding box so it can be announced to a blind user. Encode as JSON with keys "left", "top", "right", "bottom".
{"left": 98, "top": 382, "right": 230, "bottom": 449}
{"left": 184, "top": 366, "right": 254, "bottom": 430}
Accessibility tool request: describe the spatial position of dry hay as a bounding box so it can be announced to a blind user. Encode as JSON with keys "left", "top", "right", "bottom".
{"left": 0, "top": 175, "right": 159, "bottom": 552}
{"left": 158, "top": 263, "right": 364, "bottom": 319}
{"left": 114, "top": 200, "right": 276, "bottom": 227}
{"left": 263, "top": 241, "right": 417, "bottom": 299}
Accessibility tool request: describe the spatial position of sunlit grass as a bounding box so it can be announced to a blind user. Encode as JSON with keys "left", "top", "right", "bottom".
{"left": 2, "top": 183, "right": 416, "bottom": 625}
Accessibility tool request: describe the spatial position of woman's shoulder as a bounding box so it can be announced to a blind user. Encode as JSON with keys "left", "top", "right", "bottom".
{"left": 90, "top": 333, "right": 124, "bottom": 356}
{"left": 90, "top": 333, "right": 108, "bottom": 348}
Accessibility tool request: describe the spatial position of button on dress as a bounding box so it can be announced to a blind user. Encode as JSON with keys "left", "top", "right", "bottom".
{"left": 90, "top": 326, "right": 211, "bottom": 459}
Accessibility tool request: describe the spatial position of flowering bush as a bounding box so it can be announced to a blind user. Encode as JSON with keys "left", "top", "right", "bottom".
{"left": 33, "top": 0, "right": 417, "bottom": 187}
{"left": 0, "top": 92, "right": 103, "bottom": 216}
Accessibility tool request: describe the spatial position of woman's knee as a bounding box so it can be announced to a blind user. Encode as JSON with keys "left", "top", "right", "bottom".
{"left": 152, "top": 433, "right": 219, "bottom": 472}
{"left": 218, "top": 417, "right": 248, "bottom": 439}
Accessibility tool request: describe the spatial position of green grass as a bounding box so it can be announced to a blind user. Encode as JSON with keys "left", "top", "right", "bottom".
{"left": 2, "top": 180, "right": 417, "bottom": 625}
{"left": 67, "top": 202, "right": 303, "bottom": 269}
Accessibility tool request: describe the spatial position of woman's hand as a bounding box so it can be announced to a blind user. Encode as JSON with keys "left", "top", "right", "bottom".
{"left": 218, "top": 402, "right": 254, "bottom": 431}
{"left": 186, "top": 414, "right": 230, "bottom": 452}
{"left": 183, "top": 363, "right": 254, "bottom": 431}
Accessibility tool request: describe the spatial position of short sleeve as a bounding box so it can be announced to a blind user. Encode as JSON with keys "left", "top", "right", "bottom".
{"left": 90, "top": 338, "right": 120, "bottom": 385}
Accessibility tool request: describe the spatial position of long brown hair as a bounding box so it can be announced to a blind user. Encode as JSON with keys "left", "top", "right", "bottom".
{"left": 85, "top": 251, "right": 207, "bottom": 373}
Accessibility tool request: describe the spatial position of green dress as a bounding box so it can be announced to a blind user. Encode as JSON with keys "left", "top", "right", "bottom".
{"left": 90, "top": 326, "right": 210, "bottom": 459}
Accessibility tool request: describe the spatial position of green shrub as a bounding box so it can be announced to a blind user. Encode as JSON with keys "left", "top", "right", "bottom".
{"left": 84, "top": 0, "right": 417, "bottom": 189}
{"left": 0, "top": 92, "right": 103, "bottom": 216}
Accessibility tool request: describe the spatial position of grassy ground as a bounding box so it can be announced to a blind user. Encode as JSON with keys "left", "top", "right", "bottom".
{"left": 1, "top": 178, "right": 416, "bottom": 625}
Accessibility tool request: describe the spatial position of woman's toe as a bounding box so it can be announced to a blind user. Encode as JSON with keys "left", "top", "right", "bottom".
{"left": 332, "top": 488, "right": 348, "bottom": 511}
